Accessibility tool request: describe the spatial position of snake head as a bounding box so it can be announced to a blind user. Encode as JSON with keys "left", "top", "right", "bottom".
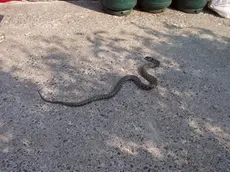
{"left": 144, "top": 56, "right": 160, "bottom": 67}
{"left": 144, "top": 56, "right": 154, "bottom": 61}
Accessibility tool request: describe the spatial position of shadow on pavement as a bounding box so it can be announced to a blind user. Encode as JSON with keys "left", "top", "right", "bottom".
{"left": 67, "top": 0, "right": 104, "bottom": 14}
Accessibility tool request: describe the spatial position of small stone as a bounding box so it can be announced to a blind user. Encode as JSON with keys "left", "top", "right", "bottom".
{"left": 143, "top": 166, "right": 148, "bottom": 170}
{"left": 0, "top": 33, "right": 5, "bottom": 43}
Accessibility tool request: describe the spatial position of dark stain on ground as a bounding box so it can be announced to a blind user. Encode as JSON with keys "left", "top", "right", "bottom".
{"left": 0, "top": 15, "right": 3, "bottom": 23}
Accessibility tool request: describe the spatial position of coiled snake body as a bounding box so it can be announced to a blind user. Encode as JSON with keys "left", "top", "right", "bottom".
{"left": 38, "top": 57, "right": 160, "bottom": 107}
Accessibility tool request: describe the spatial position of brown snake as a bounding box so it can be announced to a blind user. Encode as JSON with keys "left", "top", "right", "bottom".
{"left": 38, "top": 56, "right": 160, "bottom": 107}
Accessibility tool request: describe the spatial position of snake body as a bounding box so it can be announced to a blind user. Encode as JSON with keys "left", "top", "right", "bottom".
{"left": 38, "top": 56, "right": 160, "bottom": 107}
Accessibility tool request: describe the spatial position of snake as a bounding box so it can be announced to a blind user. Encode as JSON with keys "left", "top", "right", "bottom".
{"left": 38, "top": 56, "right": 160, "bottom": 107}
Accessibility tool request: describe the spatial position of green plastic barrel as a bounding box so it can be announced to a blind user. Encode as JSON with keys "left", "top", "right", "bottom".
{"left": 101, "top": 0, "right": 137, "bottom": 16}
{"left": 173, "top": 0, "right": 207, "bottom": 13}
{"left": 138, "top": 0, "right": 172, "bottom": 13}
